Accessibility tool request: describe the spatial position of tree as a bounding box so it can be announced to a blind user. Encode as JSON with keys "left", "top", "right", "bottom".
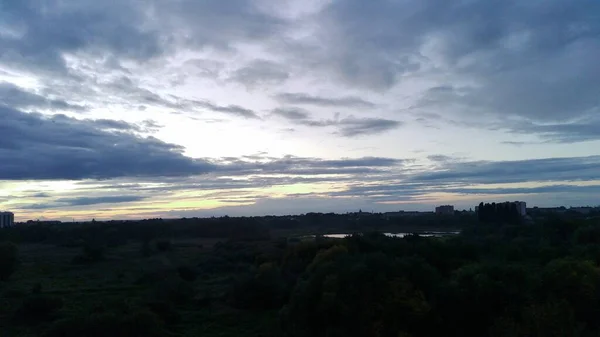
{"left": 0, "top": 241, "right": 18, "bottom": 281}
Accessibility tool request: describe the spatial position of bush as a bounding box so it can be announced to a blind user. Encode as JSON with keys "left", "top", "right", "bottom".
{"left": 152, "top": 277, "right": 195, "bottom": 305}
{"left": 13, "top": 295, "right": 64, "bottom": 323}
{"left": 155, "top": 240, "right": 172, "bottom": 252}
{"left": 45, "top": 309, "right": 166, "bottom": 337}
{"left": 177, "top": 266, "right": 197, "bottom": 282}
{"left": 231, "top": 262, "right": 287, "bottom": 310}
{"left": 145, "top": 301, "right": 180, "bottom": 325}
{"left": 72, "top": 242, "right": 105, "bottom": 264}
{"left": 0, "top": 242, "right": 18, "bottom": 281}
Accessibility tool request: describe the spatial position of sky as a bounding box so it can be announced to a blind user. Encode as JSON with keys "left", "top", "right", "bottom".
{"left": 1, "top": 0, "right": 599, "bottom": 221}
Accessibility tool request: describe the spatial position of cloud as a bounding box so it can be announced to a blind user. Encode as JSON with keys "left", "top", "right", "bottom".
{"left": 195, "top": 101, "right": 261, "bottom": 119}
{"left": 0, "top": 106, "right": 216, "bottom": 180}
{"left": 271, "top": 107, "right": 311, "bottom": 121}
{"left": 0, "top": 0, "right": 166, "bottom": 74}
{"left": 335, "top": 117, "right": 402, "bottom": 137}
{"left": 19, "top": 195, "right": 147, "bottom": 210}
{"left": 271, "top": 108, "right": 401, "bottom": 137}
{"left": 228, "top": 60, "right": 290, "bottom": 88}
{"left": 275, "top": 93, "right": 376, "bottom": 108}
{"left": 506, "top": 116, "right": 600, "bottom": 143}
{"left": 302, "top": 116, "right": 402, "bottom": 137}
{"left": 58, "top": 196, "right": 147, "bottom": 206}
{"left": 0, "top": 82, "right": 87, "bottom": 112}
{"left": 408, "top": 155, "right": 600, "bottom": 185}
{"left": 214, "top": 155, "right": 404, "bottom": 176}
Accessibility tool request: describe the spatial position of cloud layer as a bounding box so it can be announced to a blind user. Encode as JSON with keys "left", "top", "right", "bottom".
{"left": 1, "top": 0, "right": 599, "bottom": 219}
{"left": 0, "top": 106, "right": 215, "bottom": 180}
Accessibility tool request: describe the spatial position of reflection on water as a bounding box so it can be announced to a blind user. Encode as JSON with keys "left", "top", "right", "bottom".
{"left": 321, "top": 231, "right": 459, "bottom": 239}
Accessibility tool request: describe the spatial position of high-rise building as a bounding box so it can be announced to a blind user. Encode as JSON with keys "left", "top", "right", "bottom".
{"left": 435, "top": 205, "right": 454, "bottom": 215}
{"left": 514, "top": 201, "right": 527, "bottom": 216}
{"left": 0, "top": 212, "right": 15, "bottom": 228}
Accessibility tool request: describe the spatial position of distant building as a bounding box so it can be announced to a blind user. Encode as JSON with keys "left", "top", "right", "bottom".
{"left": 435, "top": 205, "right": 454, "bottom": 215}
{"left": 0, "top": 211, "right": 15, "bottom": 228}
{"left": 477, "top": 201, "right": 527, "bottom": 217}
{"left": 514, "top": 201, "right": 527, "bottom": 216}
{"left": 570, "top": 207, "right": 593, "bottom": 215}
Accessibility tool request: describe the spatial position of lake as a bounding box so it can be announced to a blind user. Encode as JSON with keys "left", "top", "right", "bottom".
{"left": 314, "top": 231, "right": 460, "bottom": 239}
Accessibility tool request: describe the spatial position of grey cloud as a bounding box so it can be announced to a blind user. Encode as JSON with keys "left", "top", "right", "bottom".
{"left": 271, "top": 107, "right": 401, "bottom": 137}
{"left": 0, "top": 106, "right": 216, "bottom": 180}
{"left": 296, "top": 0, "right": 600, "bottom": 125}
{"left": 30, "top": 193, "right": 51, "bottom": 198}
{"left": 159, "top": 0, "right": 284, "bottom": 49}
{"left": 445, "top": 185, "right": 600, "bottom": 196}
{"left": 18, "top": 195, "right": 146, "bottom": 210}
{"left": 58, "top": 195, "right": 147, "bottom": 207}
{"left": 197, "top": 101, "right": 261, "bottom": 119}
{"left": 276, "top": 93, "right": 376, "bottom": 108}
{"left": 271, "top": 107, "right": 311, "bottom": 121}
{"left": 0, "top": 0, "right": 165, "bottom": 74}
{"left": 336, "top": 117, "right": 402, "bottom": 137}
{"left": 409, "top": 155, "right": 600, "bottom": 185}
{"left": 214, "top": 155, "right": 403, "bottom": 176}
{"left": 229, "top": 60, "right": 289, "bottom": 88}
{"left": 506, "top": 116, "right": 600, "bottom": 143}
{"left": 0, "top": 82, "right": 87, "bottom": 112}
{"left": 93, "top": 119, "right": 141, "bottom": 131}
{"left": 300, "top": 116, "right": 402, "bottom": 137}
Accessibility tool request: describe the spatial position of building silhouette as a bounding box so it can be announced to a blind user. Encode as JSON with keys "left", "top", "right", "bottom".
{"left": 435, "top": 205, "right": 454, "bottom": 215}
{"left": 0, "top": 211, "right": 15, "bottom": 228}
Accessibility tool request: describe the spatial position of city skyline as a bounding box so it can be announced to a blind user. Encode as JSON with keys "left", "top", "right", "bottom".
{"left": 1, "top": 0, "right": 600, "bottom": 221}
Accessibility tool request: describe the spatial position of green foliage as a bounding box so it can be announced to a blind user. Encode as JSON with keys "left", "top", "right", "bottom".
{"left": 0, "top": 241, "right": 18, "bottom": 281}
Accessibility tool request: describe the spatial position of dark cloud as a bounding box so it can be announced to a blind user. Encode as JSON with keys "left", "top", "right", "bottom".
{"left": 300, "top": 116, "right": 402, "bottom": 137}
{"left": 271, "top": 107, "right": 401, "bottom": 137}
{"left": 444, "top": 185, "right": 600, "bottom": 196}
{"left": 0, "top": 82, "right": 87, "bottom": 112}
{"left": 229, "top": 60, "right": 290, "bottom": 88}
{"left": 58, "top": 196, "right": 147, "bottom": 207}
{"left": 408, "top": 155, "right": 600, "bottom": 185}
{"left": 0, "top": 0, "right": 165, "bottom": 74}
{"left": 0, "top": 106, "right": 216, "bottom": 180}
{"left": 506, "top": 117, "right": 600, "bottom": 143}
{"left": 93, "top": 119, "right": 141, "bottom": 131}
{"left": 19, "top": 195, "right": 146, "bottom": 210}
{"left": 275, "top": 93, "right": 376, "bottom": 108}
{"left": 158, "top": 0, "right": 284, "bottom": 49}
{"left": 213, "top": 155, "right": 404, "bottom": 176}
{"left": 335, "top": 117, "right": 402, "bottom": 137}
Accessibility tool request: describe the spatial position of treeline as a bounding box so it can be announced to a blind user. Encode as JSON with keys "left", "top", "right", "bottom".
{"left": 0, "top": 212, "right": 470, "bottom": 246}
{"left": 232, "top": 216, "right": 600, "bottom": 337}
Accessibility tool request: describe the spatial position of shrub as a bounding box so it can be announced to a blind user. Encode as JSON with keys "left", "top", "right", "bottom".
{"left": 177, "top": 266, "right": 197, "bottom": 282}
{"left": 45, "top": 309, "right": 166, "bottom": 337}
{"left": 152, "top": 276, "right": 194, "bottom": 305}
{"left": 72, "top": 242, "right": 105, "bottom": 264}
{"left": 0, "top": 242, "right": 18, "bottom": 281}
{"left": 155, "top": 240, "right": 172, "bottom": 252}
{"left": 13, "top": 295, "right": 64, "bottom": 323}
